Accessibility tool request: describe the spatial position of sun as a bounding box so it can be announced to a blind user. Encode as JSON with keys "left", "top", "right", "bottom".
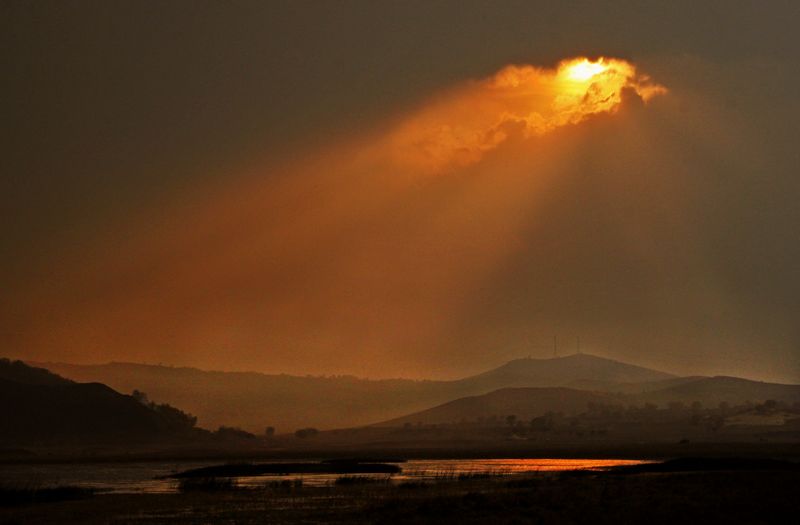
{"left": 564, "top": 59, "right": 608, "bottom": 82}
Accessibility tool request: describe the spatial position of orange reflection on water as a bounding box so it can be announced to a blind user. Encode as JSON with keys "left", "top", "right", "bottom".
{"left": 402, "top": 458, "right": 653, "bottom": 478}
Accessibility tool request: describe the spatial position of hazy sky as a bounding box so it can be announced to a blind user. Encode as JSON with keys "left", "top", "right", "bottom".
{"left": 2, "top": 1, "right": 799, "bottom": 382}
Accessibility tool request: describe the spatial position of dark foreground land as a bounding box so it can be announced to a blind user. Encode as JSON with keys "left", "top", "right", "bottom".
{"left": 1, "top": 459, "right": 799, "bottom": 524}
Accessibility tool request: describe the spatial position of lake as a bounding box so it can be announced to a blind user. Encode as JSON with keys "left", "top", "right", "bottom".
{"left": 0, "top": 458, "right": 651, "bottom": 493}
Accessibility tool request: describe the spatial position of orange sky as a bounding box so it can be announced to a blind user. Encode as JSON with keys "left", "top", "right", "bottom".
{"left": 3, "top": 48, "right": 799, "bottom": 383}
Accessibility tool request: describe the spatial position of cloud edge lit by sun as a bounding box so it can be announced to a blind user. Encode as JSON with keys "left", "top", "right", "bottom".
{"left": 388, "top": 56, "right": 667, "bottom": 172}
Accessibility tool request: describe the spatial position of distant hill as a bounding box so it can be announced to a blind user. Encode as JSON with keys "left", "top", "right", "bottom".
{"left": 379, "top": 387, "right": 625, "bottom": 427}
{"left": 461, "top": 354, "right": 675, "bottom": 391}
{"left": 0, "top": 359, "right": 200, "bottom": 447}
{"left": 36, "top": 354, "right": 679, "bottom": 432}
{"left": 639, "top": 376, "right": 800, "bottom": 407}
{"left": 378, "top": 377, "right": 800, "bottom": 427}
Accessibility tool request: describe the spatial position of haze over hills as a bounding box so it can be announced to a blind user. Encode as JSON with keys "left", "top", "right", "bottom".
{"left": 34, "top": 354, "right": 800, "bottom": 434}
{"left": 33, "top": 361, "right": 453, "bottom": 434}
{"left": 35, "top": 354, "right": 672, "bottom": 432}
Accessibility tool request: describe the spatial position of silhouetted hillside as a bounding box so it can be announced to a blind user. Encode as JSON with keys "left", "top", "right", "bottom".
{"left": 36, "top": 354, "right": 677, "bottom": 432}
{"left": 0, "top": 359, "right": 200, "bottom": 447}
{"left": 0, "top": 358, "right": 73, "bottom": 386}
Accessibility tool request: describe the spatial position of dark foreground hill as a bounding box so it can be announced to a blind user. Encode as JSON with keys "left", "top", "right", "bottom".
{"left": 35, "top": 354, "right": 679, "bottom": 433}
{"left": 0, "top": 359, "right": 200, "bottom": 447}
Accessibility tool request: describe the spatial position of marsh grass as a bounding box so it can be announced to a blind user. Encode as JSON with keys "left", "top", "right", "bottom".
{"left": 421, "top": 466, "right": 510, "bottom": 482}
